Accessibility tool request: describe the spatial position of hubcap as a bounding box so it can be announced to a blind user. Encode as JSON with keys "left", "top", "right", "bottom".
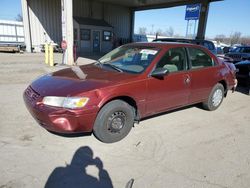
{"left": 107, "top": 111, "right": 126, "bottom": 133}
{"left": 212, "top": 89, "right": 223, "bottom": 107}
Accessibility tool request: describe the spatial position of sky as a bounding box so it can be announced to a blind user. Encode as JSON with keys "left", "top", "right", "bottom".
{"left": 134, "top": 0, "right": 250, "bottom": 38}
{"left": 0, "top": 0, "right": 249, "bottom": 38}
{"left": 0, "top": 0, "right": 21, "bottom": 21}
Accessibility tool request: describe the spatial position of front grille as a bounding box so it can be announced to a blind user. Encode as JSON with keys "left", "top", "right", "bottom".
{"left": 24, "top": 86, "right": 40, "bottom": 102}
{"left": 228, "top": 54, "right": 242, "bottom": 60}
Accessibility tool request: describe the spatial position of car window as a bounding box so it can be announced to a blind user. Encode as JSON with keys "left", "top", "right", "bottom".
{"left": 155, "top": 47, "right": 187, "bottom": 73}
{"left": 188, "top": 48, "right": 214, "bottom": 69}
{"left": 98, "top": 45, "right": 159, "bottom": 74}
{"left": 243, "top": 47, "right": 250, "bottom": 53}
{"left": 202, "top": 42, "right": 215, "bottom": 51}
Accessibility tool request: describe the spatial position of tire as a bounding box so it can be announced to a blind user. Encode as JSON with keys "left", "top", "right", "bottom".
{"left": 202, "top": 83, "right": 224, "bottom": 111}
{"left": 93, "top": 100, "right": 135, "bottom": 143}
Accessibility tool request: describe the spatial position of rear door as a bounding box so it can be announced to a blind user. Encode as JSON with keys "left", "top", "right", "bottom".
{"left": 146, "top": 47, "right": 191, "bottom": 115}
{"left": 187, "top": 47, "right": 219, "bottom": 103}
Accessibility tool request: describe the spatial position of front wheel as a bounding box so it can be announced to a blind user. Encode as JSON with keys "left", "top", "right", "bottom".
{"left": 202, "top": 83, "right": 224, "bottom": 111}
{"left": 93, "top": 100, "right": 134, "bottom": 143}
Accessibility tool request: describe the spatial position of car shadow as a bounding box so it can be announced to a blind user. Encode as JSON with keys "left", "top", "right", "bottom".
{"left": 48, "top": 130, "right": 92, "bottom": 138}
{"left": 44, "top": 146, "right": 113, "bottom": 188}
{"left": 140, "top": 104, "right": 200, "bottom": 122}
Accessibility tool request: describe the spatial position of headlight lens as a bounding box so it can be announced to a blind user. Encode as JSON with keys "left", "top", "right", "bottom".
{"left": 42, "top": 96, "right": 89, "bottom": 109}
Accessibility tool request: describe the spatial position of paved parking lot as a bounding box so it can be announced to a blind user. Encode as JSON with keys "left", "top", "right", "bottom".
{"left": 0, "top": 52, "right": 250, "bottom": 188}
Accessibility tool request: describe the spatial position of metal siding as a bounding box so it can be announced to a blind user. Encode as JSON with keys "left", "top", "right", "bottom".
{"left": 0, "top": 20, "right": 24, "bottom": 43}
{"left": 104, "top": 4, "right": 131, "bottom": 39}
{"left": 73, "top": 0, "right": 131, "bottom": 39}
{"left": 28, "top": 0, "right": 61, "bottom": 51}
{"left": 26, "top": 0, "right": 131, "bottom": 51}
{"left": 73, "top": 0, "right": 90, "bottom": 17}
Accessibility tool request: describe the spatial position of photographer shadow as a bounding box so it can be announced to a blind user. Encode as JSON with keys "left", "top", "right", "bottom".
{"left": 45, "top": 146, "right": 113, "bottom": 188}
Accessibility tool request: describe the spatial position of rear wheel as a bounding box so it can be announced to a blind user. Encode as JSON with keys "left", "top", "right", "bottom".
{"left": 202, "top": 83, "right": 224, "bottom": 111}
{"left": 93, "top": 100, "right": 134, "bottom": 143}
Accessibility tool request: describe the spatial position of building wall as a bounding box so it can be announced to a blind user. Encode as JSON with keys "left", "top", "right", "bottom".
{"left": 0, "top": 20, "right": 24, "bottom": 43}
{"left": 73, "top": 23, "right": 113, "bottom": 53}
{"left": 73, "top": 0, "right": 131, "bottom": 40}
{"left": 27, "top": 0, "right": 62, "bottom": 51}
{"left": 26, "top": 0, "right": 131, "bottom": 52}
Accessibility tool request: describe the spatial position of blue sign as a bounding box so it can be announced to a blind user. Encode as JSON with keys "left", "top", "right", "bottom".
{"left": 185, "top": 4, "right": 201, "bottom": 20}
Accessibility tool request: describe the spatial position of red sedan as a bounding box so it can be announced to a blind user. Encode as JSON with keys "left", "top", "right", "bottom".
{"left": 23, "top": 42, "right": 237, "bottom": 143}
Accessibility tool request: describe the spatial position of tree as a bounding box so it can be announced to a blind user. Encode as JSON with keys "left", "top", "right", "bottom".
{"left": 156, "top": 28, "right": 163, "bottom": 36}
{"left": 138, "top": 27, "right": 147, "bottom": 35}
{"left": 16, "top": 13, "right": 23, "bottom": 21}
{"left": 241, "top": 36, "right": 250, "bottom": 45}
{"left": 165, "top": 27, "right": 174, "bottom": 37}
{"left": 214, "top": 34, "right": 226, "bottom": 42}
{"left": 230, "top": 32, "right": 241, "bottom": 45}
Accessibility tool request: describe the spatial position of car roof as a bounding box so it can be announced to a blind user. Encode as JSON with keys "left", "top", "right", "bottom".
{"left": 236, "top": 46, "right": 250, "bottom": 48}
{"left": 129, "top": 42, "right": 206, "bottom": 49}
{"left": 153, "top": 38, "right": 213, "bottom": 43}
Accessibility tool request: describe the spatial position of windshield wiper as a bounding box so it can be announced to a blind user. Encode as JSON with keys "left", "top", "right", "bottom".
{"left": 94, "top": 60, "right": 103, "bottom": 68}
{"left": 103, "top": 63, "right": 123, "bottom": 72}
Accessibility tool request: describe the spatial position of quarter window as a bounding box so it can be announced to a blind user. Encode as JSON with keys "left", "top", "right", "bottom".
{"left": 188, "top": 48, "right": 214, "bottom": 69}
{"left": 156, "top": 47, "right": 187, "bottom": 72}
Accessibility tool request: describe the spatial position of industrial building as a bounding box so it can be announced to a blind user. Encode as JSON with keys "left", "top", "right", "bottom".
{"left": 21, "top": 0, "right": 221, "bottom": 65}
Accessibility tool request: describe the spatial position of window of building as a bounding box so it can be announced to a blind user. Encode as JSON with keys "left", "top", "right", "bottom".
{"left": 188, "top": 48, "right": 214, "bottom": 69}
{"left": 156, "top": 47, "right": 187, "bottom": 73}
{"left": 103, "top": 31, "right": 112, "bottom": 41}
{"left": 80, "top": 29, "right": 90, "bottom": 41}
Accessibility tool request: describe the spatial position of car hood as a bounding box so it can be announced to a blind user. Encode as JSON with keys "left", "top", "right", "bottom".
{"left": 227, "top": 52, "right": 250, "bottom": 56}
{"left": 31, "top": 64, "right": 137, "bottom": 97}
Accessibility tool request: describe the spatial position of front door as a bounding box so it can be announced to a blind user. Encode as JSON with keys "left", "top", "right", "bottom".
{"left": 146, "top": 47, "right": 191, "bottom": 115}
{"left": 93, "top": 31, "right": 100, "bottom": 52}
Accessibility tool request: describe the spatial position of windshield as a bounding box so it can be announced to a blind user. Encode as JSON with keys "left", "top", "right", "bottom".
{"left": 231, "top": 47, "right": 250, "bottom": 53}
{"left": 98, "top": 45, "right": 159, "bottom": 74}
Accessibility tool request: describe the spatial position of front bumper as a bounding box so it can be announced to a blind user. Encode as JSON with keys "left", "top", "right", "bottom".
{"left": 23, "top": 87, "right": 98, "bottom": 134}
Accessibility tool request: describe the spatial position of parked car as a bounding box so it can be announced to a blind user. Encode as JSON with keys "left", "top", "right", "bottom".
{"left": 225, "top": 46, "right": 250, "bottom": 63}
{"left": 23, "top": 42, "right": 237, "bottom": 143}
{"left": 235, "top": 59, "right": 250, "bottom": 92}
{"left": 153, "top": 38, "right": 217, "bottom": 54}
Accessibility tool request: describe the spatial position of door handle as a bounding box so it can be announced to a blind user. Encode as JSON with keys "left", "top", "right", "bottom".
{"left": 184, "top": 75, "right": 191, "bottom": 84}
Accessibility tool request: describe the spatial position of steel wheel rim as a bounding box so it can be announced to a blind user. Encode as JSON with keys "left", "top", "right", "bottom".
{"left": 107, "top": 111, "right": 126, "bottom": 134}
{"left": 212, "top": 89, "right": 223, "bottom": 107}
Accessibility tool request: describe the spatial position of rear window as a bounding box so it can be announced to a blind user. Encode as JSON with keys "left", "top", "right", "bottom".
{"left": 203, "top": 42, "right": 215, "bottom": 50}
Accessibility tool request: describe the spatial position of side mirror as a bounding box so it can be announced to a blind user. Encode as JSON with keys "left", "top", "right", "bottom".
{"left": 151, "top": 68, "right": 169, "bottom": 78}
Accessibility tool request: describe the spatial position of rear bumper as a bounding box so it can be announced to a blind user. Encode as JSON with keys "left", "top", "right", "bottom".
{"left": 23, "top": 92, "right": 98, "bottom": 134}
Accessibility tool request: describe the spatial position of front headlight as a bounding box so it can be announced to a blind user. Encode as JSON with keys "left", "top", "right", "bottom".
{"left": 42, "top": 96, "right": 89, "bottom": 109}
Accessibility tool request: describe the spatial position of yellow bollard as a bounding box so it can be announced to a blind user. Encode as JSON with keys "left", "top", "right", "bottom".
{"left": 45, "top": 43, "right": 49, "bottom": 64}
{"left": 49, "top": 44, "right": 54, "bottom": 67}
